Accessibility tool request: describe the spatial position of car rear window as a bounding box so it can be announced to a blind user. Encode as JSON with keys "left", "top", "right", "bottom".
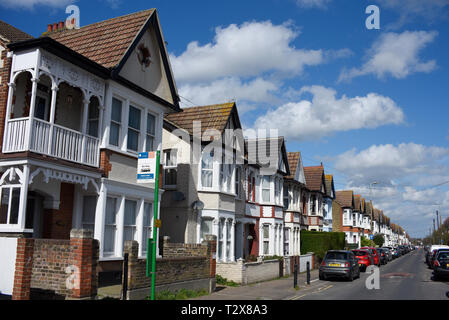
{"left": 352, "top": 250, "right": 368, "bottom": 256}
{"left": 325, "top": 252, "right": 348, "bottom": 260}
{"left": 438, "top": 251, "right": 449, "bottom": 260}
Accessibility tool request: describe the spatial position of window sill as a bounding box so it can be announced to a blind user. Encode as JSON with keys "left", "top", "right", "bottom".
{"left": 0, "top": 227, "right": 33, "bottom": 233}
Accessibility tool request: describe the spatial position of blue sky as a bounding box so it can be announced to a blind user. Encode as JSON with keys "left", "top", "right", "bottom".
{"left": 1, "top": 0, "right": 449, "bottom": 238}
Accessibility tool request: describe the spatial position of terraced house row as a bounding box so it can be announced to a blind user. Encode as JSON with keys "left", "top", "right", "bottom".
{"left": 0, "top": 9, "right": 410, "bottom": 298}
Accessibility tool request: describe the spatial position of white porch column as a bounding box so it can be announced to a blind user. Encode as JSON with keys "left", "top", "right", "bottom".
{"left": 230, "top": 219, "right": 235, "bottom": 262}
{"left": 80, "top": 99, "right": 89, "bottom": 163}
{"left": 117, "top": 196, "right": 125, "bottom": 257}
{"left": 222, "top": 218, "right": 228, "bottom": 262}
{"left": 26, "top": 77, "right": 39, "bottom": 149}
{"left": 94, "top": 182, "right": 107, "bottom": 258}
{"left": 280, "top": 224, "right": 284, "bottom": 256}
{"left": 269, "top": 223, "right": 275, "bottom": 255}
{"left": 5, "top": 82, "right": 15, "bottom": 122}
{"left": 18, "top": 164, "right": 30, "bottom": 230}
{"left": 137, "top": 198, "right": 144, "bottom": 257}
{"left": 259, "top": 224, "right": 264, "bottom": 256}
{"left": 212, "top": 218, "right": 219, "bottom": 260}
{"left": 47, "top": 84, "right": 59, "bottom": 155}
{"left": 196, "top": 211, "right": 202, "bottom": 244}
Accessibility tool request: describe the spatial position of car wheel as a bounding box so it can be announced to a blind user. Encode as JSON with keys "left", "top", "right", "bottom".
{"left": 319, "top": 273, "right": 325, "bottom": 281}
{"left": 348, "top": 271, "right": 354, "bottom": 282}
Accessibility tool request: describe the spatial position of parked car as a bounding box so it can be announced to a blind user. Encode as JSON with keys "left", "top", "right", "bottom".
{"left": 426, "top": 245, "right": 449, "bottom": 267}
{"left": 377, "top": 248, "right": 388, "bottom": 265}
{"left": 430, "top": 248, "right": 449, "bottom": 269}
{"left": 433, "top": 250, "right": 449, "bottom": 281}
{"left": 352, "top": 249, "right": 373, "bottom": 271}
{"left": 319, "top": 250, "right": 360, "bottom": 281}
{"left": 360, "top": 247, "right": 381, "bottom": 267}
{"left": 382, "top": 247, "right": 393, "bottom": 261}
{"left": 391, "top": 247, "right": 399, "bottom": 259}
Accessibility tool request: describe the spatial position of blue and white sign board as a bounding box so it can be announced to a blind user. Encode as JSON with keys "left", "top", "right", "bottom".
{"left": 137, "top": 152, "right": 156, "bottom": 183}
{"left": 369, "top": 235, "right": 374, "bottom": 240}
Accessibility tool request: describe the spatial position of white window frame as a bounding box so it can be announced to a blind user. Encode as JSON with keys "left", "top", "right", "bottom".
{"left": 109, "top": 97, "right": 123, "bottom": 147}
{"left": 163, "top": 148, "right": 178, "bottom": 188}
{"left": 127, "top": 105, "right": 142, "bottom": 153}
{"left": 145, "top": 112, "right": 156, "bottom": 152}
{"left": 0, "top": 185, "right": 21, "bottom": 226}
{"left": 263, "top": 224, "right": 270, "bottom": 255}
{"left": 103, "top": 196, "right": 119, "bottom": 257}
{"left": 261, "top": 176, "right": 271, "bottom": 204}
{"left": 141, "top": 202, "right": 153, "bottom": 254}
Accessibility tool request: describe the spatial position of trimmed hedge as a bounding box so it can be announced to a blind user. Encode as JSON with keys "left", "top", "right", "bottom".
{"left": 300, "top": 231, "right": 346, "bottom": 261}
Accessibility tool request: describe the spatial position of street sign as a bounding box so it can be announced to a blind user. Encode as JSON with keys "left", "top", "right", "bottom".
{"left": 370, "top": 235, "right": 374, "bottom": 240}
{"left": 155, "top": 219, "right": 162, "bottom": 228}
{"left": 137, "top": 152, "right": 157, "bottom": 183}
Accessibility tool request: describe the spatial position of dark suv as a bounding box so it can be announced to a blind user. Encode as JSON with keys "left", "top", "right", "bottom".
{"left": 319, "top": 250, "right": 360, "bottom": 281}
{"left": 433, "top": 250, "right": 449, "bottom": 280}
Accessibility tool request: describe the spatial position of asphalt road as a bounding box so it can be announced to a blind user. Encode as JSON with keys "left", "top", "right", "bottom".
{"left": 292, "top": 248, "right": 449, "bottom": 300}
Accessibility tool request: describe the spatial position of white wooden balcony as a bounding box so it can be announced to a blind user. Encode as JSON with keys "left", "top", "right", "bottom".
{"left": 3, "top": 117, "right": 100, "bottom": 167}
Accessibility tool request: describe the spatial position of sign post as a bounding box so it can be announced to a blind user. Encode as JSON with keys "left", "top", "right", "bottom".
{"left": 138, "top": 151, "right": 161, "bottom": 301}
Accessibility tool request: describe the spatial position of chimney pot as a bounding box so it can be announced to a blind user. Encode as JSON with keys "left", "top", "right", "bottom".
{"left": 47, "top": 24, "right": 52, "bottom": 33}
{"left": 53, "top": 23, "right": 58, "bottom": 32}
{"left": 59, "top": 21, "right": 64, "bottom": 30}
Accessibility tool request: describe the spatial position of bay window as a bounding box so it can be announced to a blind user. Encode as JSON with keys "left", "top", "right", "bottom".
{"left": 146, "top": 113, "right": 156, "bottom": 152}
{"left": 109, "top": 98, "right": 122, "bottom": 147}
{"left": 0, "top": 186, "right": 20, "bottom": 225}
{"left": 123, "top": 199, "right": 138, "bottom": 246}
{"left": 127, "top": 106, "right": 141, "bottom": 152}
{"left": 163, "top": 149, "right": 177, "bottom": 187}
{"left": 201, "top": 150, "right": 214, "bottom": 188}
{"left": 104, "top": 197, "right": 118, "bottom": 255}
{"left": 262, "top": 176, "right": 271, "bottom": 203}
{"left": 142, "top": 202, "right": 153, "bottom": 253}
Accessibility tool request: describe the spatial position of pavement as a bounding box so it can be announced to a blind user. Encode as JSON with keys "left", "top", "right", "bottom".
{"left": 193, "top": 269, "right": 322, "bottom": 300}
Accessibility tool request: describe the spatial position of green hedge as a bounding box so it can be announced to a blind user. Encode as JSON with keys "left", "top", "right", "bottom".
{"left": 300, "top": 231, "right": 346, "bottom": 261}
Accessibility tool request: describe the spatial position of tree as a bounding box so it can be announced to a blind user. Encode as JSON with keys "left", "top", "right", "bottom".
{"left": 373, "top": 234, "right": 384, "bottom": 247}
{"left": 361, "top": 236, "right": 371, "bottom": 247}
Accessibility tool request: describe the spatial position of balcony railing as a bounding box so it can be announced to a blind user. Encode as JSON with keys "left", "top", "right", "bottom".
{"left": 3, "top": 118, "right": 100, "bottom": 167}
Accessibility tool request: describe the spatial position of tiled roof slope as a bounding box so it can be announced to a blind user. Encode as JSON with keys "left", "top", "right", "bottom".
{"left": 165, "top": 103, "right": 235, "bottom": 136}
{"left": 47, "top": 9, "right": 154, "bottom": 69}
{"left": 0, "top": 20, "right": 33, "bottom": 42}
{"left": 324, "top": 174, "right": 334, "bottom": 198}
{"left": 304, "top": 165, "right": 324, "bottom": 192}
{"left": 335, "top": 190, "right": 353, "bottom": 208}
{"left": 286, "top": 152, "right": 300, "bottom": 180}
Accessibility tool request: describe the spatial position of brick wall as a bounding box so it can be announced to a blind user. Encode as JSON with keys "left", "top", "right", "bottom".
{"left": 12, "top": 229, "right": 99, "bottom": 300}
{"left": 123, "top": 235, "right": 216, "bottom": 298}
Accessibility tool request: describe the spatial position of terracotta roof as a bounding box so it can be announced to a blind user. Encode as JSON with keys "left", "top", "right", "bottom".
{"left": 335, "top": 190, "right": 353, "bottom": 208}
{"left": 324, "top": 174, "right": 334, "bottom": 198}
{"left": 304, "top": 165, "right": 325, "bottom": 192}
{"left": 165, "top": 102, "right": 236, "bottom": 136}
{"left": 373, "top": 208, "right": 380, "bottom": 221}
{"left": 0, "top": 20, "right": 33, "bottom": 42}
{"left": 47, "top": 9, "right": 154, "bottom": 69}
{"left": 286, "top": 152, "right": 300, "bottom": 180}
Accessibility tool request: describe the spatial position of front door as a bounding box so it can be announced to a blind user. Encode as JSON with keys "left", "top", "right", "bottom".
{"left": 42, "top": 183, "right": 75, "bottom": 239}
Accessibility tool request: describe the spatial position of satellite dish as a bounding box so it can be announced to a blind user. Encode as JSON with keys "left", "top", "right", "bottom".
{"left": 191, "top": 200, "right": 204, "bottom": 210}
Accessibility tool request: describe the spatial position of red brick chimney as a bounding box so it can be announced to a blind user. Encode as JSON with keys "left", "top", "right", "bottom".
{"left": 47, "top": 21, "right": 66, "bottom": 33}
{"left": 52, "top": 23, "right": 58, "bottom": 32}
{"left": 58, "top": 21, "right": 64, "bottom": 30}
{"left": 47, "top": 24, "right": 52, "bottom": 33}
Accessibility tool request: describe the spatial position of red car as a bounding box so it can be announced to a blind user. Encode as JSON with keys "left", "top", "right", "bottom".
{"left": 360, "top": 247, "right": 381, "bottom": 267}
{"left": 352, "top": 249, "right": 373, "bottom": 271}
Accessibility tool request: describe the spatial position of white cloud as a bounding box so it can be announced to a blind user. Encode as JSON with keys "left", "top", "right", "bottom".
{"left": 339, "top": 30, "right": 438, "bottom": 82}
{"left": 0, "top": 0, "right": 74, "bottom": 9}
{"left": 375, "top": 0, "right": 449, "bottom": 29}
{"left": 296, "top": 0, "right": 332, "bottom": 9}
{"left": 334, "top": 143, "right": 449, "bottom": 185}
{"left": 178, "top": 76, "right": 280, "bottom": 113}
{"left": 170, "top": 21, "right": 327, "bottom": 83}
{"left": 252, "top": 85, "right": 404, "bottom": 141}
